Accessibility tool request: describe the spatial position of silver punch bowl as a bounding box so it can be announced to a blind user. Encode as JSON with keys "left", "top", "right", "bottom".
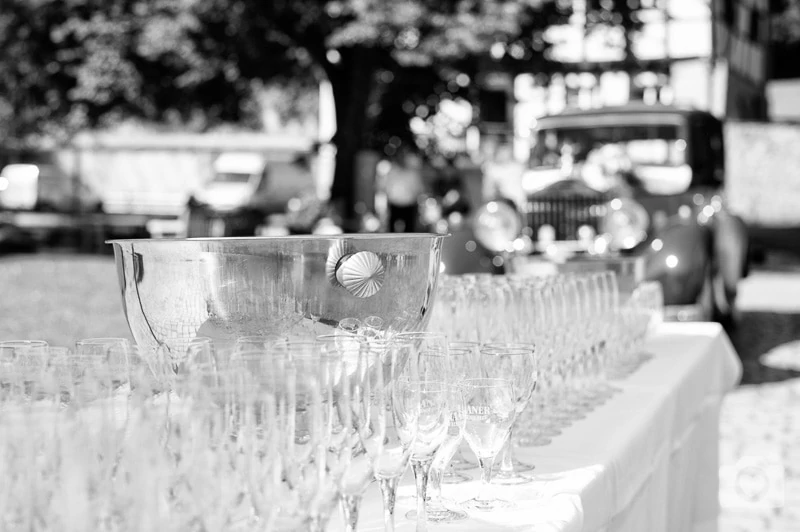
{"left": 109, "top": 234, "right": 446, "bottom": 351}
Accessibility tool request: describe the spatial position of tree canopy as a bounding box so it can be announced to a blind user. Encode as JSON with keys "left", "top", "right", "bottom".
{"left": 2, "top": 0, "right": 580, "bottom": 225}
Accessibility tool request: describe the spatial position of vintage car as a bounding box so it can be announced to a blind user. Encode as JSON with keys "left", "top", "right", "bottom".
{"left": 440, "top": 103, "right": 750, "bottom": 321}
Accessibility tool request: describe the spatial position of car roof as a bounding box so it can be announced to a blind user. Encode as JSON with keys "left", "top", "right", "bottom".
{"left": 536, "top": 103, "right": 716, "bottom": 130}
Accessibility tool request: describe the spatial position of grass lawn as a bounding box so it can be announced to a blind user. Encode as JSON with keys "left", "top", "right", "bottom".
{"left": 0, "top": 253, "right": 132, "bottom": 347}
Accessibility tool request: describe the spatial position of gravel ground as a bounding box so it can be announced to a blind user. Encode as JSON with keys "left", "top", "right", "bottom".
{"left": 1, "top": 253, "right": 798, "bottom": 530}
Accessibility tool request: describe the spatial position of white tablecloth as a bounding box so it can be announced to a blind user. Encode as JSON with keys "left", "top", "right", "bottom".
{"left": 333, "top": 322, "right": 743, "bottom": 532}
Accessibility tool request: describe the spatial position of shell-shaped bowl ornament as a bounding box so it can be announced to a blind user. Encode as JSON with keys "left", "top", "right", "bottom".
{"left": 335, "top": 251, "right": 386, "bottom": 298}
{"left": 326, "top": 240, "right": 349, "bottom": 287}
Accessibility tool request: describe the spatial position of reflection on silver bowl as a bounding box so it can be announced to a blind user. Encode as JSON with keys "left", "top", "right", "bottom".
{"left": 108, "top": 234, "right": 446, "bottom": 351}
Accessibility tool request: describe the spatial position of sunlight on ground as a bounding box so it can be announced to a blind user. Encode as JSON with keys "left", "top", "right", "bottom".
{"left": 719, "top": 378, "right": 800, "bottom": 532}
{"left": 0, "top": 254, "right": 131, "bottom": 346}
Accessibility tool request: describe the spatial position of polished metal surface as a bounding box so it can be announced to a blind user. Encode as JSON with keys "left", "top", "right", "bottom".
{"left": 526, "top": 192, "right": 608, "bottom": 242}
{"left": 109, "top": 234, "right": 446, "bottom": 351}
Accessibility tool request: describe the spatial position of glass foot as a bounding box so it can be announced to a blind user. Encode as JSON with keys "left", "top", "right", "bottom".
{"left": 405, "top": 505, "right": 468, "bottom": 523}
{"left": 442, "top": 468, "right": 471, "bottom": 484}
{"left": 492, "top": 470, "right": 534, "bottom": 485}
{"left": 516, "top": 433, "right": 553, "bottom": 447}
{"left": 463, "top": 497, "right": 515, "bottom": 511}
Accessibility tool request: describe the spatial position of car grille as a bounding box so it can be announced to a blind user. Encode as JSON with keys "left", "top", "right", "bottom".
{"left": 525, "top": 195, "right": 608, "bottom": 241}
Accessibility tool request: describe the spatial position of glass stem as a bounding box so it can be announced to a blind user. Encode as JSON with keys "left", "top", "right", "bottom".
{"left": 498, "top": 430, "right": 516, "bottom": 474}
{"left": 379, "top": 477, "right": 400, "bottom": 532}
{"left": 411, "top": 458, "right": 433, "bottom": 532}
{"left": 476, "top": 455, "right": 496, "bottom": 503}
{"left": 428, "top": 462, "right": 443, "bottom": 506}
{"left": 340, "top": 494, "right": 362, "bottom": 532}
{"left": 308, "top": 516, "right": 325, "bottom": 532}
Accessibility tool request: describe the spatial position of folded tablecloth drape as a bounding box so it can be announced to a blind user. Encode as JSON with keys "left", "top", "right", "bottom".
{"left": 337, "top": 322, "right": 742, "bottom": 532}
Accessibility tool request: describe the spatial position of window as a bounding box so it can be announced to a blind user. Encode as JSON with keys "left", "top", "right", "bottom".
{"left": 213, "top": 172, "right": 252, "bottom": 184}
{"left": 531, "top": 124, "right": 685, "bottom": 167}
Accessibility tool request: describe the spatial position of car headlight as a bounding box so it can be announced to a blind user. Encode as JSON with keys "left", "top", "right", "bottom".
{"left": 601, "top": 198, "right": 649, "bottom": 250}
{"left": 473, "top": 201, "right": 522, "bottom": 253}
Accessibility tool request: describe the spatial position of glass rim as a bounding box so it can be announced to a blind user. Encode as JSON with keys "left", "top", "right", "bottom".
{"left": 235, "top": 335, "right": 288, "bottom": 342}
{"left": 315, "top": 333, "right": 360, "bottom": 340}
{"left": 75, "top": 337, "right": 130, "bottom": 345}
{"left": 458, "top": 377, "right": 515, "bottom": 387}
{"left": 160, "top": 336, "right": 213, "bottom": 345}
{"left": 394, "top": 331, "right": 446, "bottom": 339}
{"left": 0, "top": 340, "right": 49, "bottom": 347}
{"left": 480, "top": 345, "right": 535, "bottom": 354}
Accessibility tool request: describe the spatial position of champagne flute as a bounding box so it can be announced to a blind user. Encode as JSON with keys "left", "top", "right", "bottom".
{"left": 411, "top": 343, "right": 475, "bottom": 521}
{"left": 479, "top": 344, "right": 537, "bottom": 484}
{"left": 396, "top": 332, "right": 450, "bottom": 532}
{"left": 459, "top": 377, "right": 517, "bottom": 510}
{"left": 337, "top": 343, "right": 379, "bottom": 532}
{"left": 360, "top": 339, "right": 420, "bottom": 532}
{"left": 276, "top": 355, "right": 342, "bottom": 532}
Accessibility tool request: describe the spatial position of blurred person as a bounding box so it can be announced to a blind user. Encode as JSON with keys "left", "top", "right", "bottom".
{"left": 482, "top": 143, "right": 526, "bottom": 208}
{"left": 383, "top": 149, "right": 426, "bottom": 233}
{"left": 433, "top": 156, "right": 470, "bottom": 214}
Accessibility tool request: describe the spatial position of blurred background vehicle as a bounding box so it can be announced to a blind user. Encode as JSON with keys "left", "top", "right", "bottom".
{"left": 184, "top": 146, "right": 333, "bottom": 237}
{"left": 440, "top": 103, "right": 750, "bottom": 321}
{"left": 0, "top": 151, "right": 102, "bottom": 213}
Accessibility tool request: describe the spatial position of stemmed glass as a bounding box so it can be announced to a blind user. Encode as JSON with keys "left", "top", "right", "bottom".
{"left": 295, "top": 348, "right": 355, "bottom": 532}
{"left": 479, "top": 344, "right": 537, "bottom": 484}
{"left": 335, "top": 342, "right": 379, "bottom": 532}
{"left": 514, "top": 282, "right": 561, "bottom": 446}
{"left": 241, "top": 349, "right": 345, "bottom": 532}
{"left": 459, "top": 377, "right": 517, "bottom": 510}
{"left": 422, "top": 381, "right": 468, "bottom": 522}
{"left": 582, "top": 273, "right": 617, "bottom": 402}
{"left": 443, "top": 342, "right": 481, "bottom": 474}
{"left": 570, "top": 275, "right": 603, "bottom": 407}
{"left": 407, "top": 343, "right": 476, "bottom": 523}
{"left": 396, "top": 332, "right": 450, "bottom": 532}
{"left": 357, "top": 339, "right": 420, "bottom": 532}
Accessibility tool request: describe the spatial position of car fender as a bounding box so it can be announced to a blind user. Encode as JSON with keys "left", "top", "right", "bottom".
{"left": 643, "top": 219, "right": 712, "bottom": 306}
{"left": 711, "top": 209, "right": 749, "bottom": 301}
{"left": 439, "top": 220, "right": 498, "bottom": 275}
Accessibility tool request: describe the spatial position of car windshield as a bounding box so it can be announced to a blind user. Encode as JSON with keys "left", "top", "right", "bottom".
{"left": 530, "top": 124, "right": 686, "bottom": 169}
{"left": 213, "top": 172, "right": 252, "bottom": 184}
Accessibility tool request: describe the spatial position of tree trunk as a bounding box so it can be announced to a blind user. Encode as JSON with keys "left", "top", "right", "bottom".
{"left": 327, "top": 47, "right": 378, "bottom": 232}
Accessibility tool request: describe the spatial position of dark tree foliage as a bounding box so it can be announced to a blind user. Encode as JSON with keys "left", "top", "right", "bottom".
{"left": 772, "top": 0, "right": 800, "bottom": 78}
{"left": 0, "top": 0, "right": 582, "bottom": 224}
{"left": 773, "top": 0, "right": 800, "bottom": 43}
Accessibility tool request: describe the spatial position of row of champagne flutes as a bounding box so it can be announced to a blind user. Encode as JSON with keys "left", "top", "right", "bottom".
{"left": 0, "top": 333, "right": 537, "bottom": 532}
{"left": 428, "top": 272, "right": 664, "bottom": 485}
